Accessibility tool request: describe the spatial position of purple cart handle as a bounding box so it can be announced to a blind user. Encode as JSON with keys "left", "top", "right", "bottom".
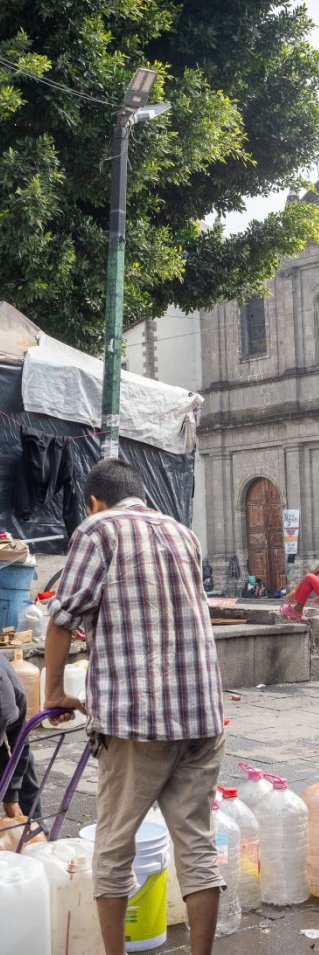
{"left": 0, "top": 709, "right": 90, "bottom": 820}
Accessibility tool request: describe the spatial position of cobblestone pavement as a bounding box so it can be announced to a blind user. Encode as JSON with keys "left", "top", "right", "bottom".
{"left": 29, "top": 682, "right": 319, "bottom": 954}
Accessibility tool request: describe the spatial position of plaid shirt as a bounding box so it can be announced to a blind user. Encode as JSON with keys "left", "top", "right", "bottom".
{"left": 50, "top": 498, "right": 224, "bottom": 741}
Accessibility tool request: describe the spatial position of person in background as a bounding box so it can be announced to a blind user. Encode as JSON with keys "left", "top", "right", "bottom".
{"left": 44, "top": 458, "right": 225, "bottom": 955}
{"left": 0, "top": 654, "right": 42, "bottom": 819}
{"left": 280, "top": 565, "right": 319, "bottom": 622}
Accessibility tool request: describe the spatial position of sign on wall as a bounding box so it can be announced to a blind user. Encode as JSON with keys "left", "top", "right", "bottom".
{"left": 283, "top": 509, "right": 300, "bottom": 555}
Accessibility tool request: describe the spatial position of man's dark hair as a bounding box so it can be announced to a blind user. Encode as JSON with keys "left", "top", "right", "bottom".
{"left": 84, "top": 458, "right": 145, "bottom": 507}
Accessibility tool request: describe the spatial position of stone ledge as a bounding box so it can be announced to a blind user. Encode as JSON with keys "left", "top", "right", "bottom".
{"left": 214, "top": 622, "right": 307, "bottom": 640}
{"left": 215, "top": 622, "right": 310, "bottom": 688}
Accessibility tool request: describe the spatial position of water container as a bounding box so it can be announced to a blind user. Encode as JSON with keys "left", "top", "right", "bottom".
{"left": 26, "top": 838, "right": 104, "bottom": 955}
{"left": 11, "top": 648, "right": 40, "bottom": 718}
{"left": 80, "top": 820, "right": 170, "bottom": 951}
{"left": 238, "top": 762, "right": 272, "bottom": 810}
{"left": 40, "top": 662, "right": 87, "bottom": 729}
{"left": 0, "top": 814, "right": 46, "bottom": 852}
{"left": 0, "top": 560, "right": 36, "bottom": 630}
{"left": 36, "top": 592, "right": 56, "bottom": 639}
{"left": 255, "top": 774, "right": 309, "bottom": 905}
{"left": 302, "top": 782, "right": 319, "bottom": 896}
{"left": 17, "top": 600, "right": 44, "bottom": 642}
{"left": 219, "top": 787, "right": 260, "bottom": 911}
{"left": 0, "top": 850, "right": 50, "bottom": 955}
{"left": 212, "top": 801, "right": 241, "bottom": 937}
{"left": 146, "top": 804, "right": 185, "bottom": 926}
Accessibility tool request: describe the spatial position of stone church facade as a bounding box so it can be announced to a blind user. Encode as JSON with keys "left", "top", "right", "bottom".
{"left": 198, "top": 239, "right": 319, "bottom": 592}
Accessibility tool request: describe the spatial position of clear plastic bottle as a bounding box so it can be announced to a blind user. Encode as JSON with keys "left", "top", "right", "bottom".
{"left": 219, "top": 787, "right": 260, "bottom": 911}
{"left": 212, "top": 801, "right": 242, "bottom": 936}
{"left": 238, "top": 762, "right": 272, "bottom": 811}
{"left": 255, "top": 774, "right": 309, "bottom": 905}
{"left": 17, "top": 600, "right": 44, "bottom": 642}
{"left": 302, "top": 782, "right": 319, "bottom": 896}
{"left": 11, "top": 648, "right": 40, "bottom": 718}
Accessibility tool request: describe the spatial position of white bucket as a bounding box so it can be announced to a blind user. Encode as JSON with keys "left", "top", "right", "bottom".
{"left": 80, "top": 820, "right": 169, "bottom": 951}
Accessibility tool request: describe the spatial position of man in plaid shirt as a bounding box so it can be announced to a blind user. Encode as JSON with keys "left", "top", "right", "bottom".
{"left": 45, "top": 459, "right": 225, "bottom": 955}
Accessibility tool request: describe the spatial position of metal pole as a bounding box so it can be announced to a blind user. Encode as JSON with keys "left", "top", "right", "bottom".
{"left": 100, "top": 117, "right": 129, "bottom": 459}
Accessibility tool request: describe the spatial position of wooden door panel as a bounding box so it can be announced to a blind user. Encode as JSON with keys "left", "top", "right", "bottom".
{"left": 246, "top": 478, "right": 286, "bottom": 590}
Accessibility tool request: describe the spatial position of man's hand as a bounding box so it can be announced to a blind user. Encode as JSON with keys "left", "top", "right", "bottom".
{"left": 3, "top": 801, "right": 23, "bottom": 818}
{"left": 44, "top": 693, "right": 87, "bottom": 725}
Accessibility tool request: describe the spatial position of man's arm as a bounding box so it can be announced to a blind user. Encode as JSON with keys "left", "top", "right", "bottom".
{"left": 44, "top": 620, "right": 86, "bottom": 725}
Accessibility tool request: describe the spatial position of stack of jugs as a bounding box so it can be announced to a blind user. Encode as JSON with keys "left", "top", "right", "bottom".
{"left": 254, "top": 773, "right": 309, "bottom": 905}
{"left": 238, "top": 762, "right": 272, "bottom": 810}
{"left": 300, "top": 782, "right": 319, "bottom": 896}
{"left": 211, "top": 800, "right": 241, "bottom": 936}
{"left": 218, "top": 787, "right": 260, "bottom": 911}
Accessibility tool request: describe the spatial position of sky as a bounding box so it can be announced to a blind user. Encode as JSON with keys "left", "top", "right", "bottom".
{"left": 218, "top": 0, "right": 319, "bottom": 236}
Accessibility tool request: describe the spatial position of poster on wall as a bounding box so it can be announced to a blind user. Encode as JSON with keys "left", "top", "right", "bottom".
{"left": 283, "top": 509, "right": 300, "bottom": 555}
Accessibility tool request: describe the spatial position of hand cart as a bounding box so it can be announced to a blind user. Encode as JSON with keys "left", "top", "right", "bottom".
{"left": 0, "top": 708, "right": 91, "bottom": 852}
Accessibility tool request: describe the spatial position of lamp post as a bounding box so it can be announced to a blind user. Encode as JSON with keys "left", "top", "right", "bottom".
{"left": 100, "top": 69, "right": 171, "bottom": 459}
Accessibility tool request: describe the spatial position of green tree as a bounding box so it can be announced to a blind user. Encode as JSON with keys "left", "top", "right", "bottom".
{"left": 0, "top": 1, "right": 319, "bottom": 349}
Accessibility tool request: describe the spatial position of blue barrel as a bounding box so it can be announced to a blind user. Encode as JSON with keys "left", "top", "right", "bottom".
{"left": 0, "top": 562, "right": 36, "bottom": 630}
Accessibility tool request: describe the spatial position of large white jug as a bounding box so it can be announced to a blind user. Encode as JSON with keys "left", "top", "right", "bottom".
{"left": 25, "top": 838, "right": 104, "bottom": 955}
{"left": 0, "top": 850, "right": 51, "bottom": 955}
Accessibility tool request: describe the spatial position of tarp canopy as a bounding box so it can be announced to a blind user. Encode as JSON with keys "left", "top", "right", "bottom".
{"left": 22, "top": 332, "right": 202, "bottom": 454}
{"left": 0, "top": 305, "right": 199, "bottom": 548}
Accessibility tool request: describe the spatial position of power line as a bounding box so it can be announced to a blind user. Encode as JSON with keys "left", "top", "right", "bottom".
{"left": 0, "top": 54, "right": 120, "bottom": 108}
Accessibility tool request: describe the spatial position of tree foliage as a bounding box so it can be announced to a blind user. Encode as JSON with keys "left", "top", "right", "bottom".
{"left": 0, "top": 1, "right": 319, "bottom": 349}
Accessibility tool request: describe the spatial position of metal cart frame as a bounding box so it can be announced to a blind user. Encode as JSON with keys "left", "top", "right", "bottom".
{"left": 0, "top": 708, "right": 91, "bottom": 851}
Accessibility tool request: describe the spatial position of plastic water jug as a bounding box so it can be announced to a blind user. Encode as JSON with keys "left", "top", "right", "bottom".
{"left": 26, "top": 838, "right": 104, "bottom": 955}
{"left": 146, "top": 804, "right": 185, "bottom": 926}
{"left": 238, "top": 762, "right": 272, "bottom": 810}
{"left": 40, "top": 662, "right": 87, "bottom": 728}
{"left": 0, "top": 850, "right": 50, "bottom": 955}
{"left": 212, "top": 800, "right": 241, "bottom": 936}
{"left": 302, "top": 782, "right": 319, "bottom": 896}
{"left": 0, "top": 814, "right": 46, "bottom": 852}
{"left": 79, "top": 820, "right": 170, "bottom": 951}
{"left": 11, "top": 648, "right": 40, "bottom": 718}
{"left": 17, "top": 599, "right": 44, "bottom": 642}
{"left": 219, "top": 787, "right": 260, "bottom": 911}
{"left": 255, "top": 774, "right": 309, "bottom": 905}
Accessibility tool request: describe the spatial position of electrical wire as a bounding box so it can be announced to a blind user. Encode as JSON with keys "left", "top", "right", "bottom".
{"left": 0, "top": 54, "right": 120, "bottom": 108}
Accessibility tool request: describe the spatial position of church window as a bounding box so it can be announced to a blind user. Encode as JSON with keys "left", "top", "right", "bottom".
{"left": 240, "top": 297, "right": 267, "bottom": 359}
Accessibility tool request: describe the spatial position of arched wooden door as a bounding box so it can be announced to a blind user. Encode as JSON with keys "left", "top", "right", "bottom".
{"left": 246, "top": 478, "right": 286, "bottom": 590}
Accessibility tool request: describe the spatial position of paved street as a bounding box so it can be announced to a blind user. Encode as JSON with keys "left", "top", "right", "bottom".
{"left": 27, "top": 680, "right": 319, "bottom": 954}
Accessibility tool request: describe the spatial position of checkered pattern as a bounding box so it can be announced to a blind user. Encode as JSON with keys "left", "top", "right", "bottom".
{"left": 50, "top": 499, "right": 224, "bottom": 741}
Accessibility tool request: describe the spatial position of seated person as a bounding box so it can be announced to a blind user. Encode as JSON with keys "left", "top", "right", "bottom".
{"left": 280, "top": 565, "right": 319, "bottom": 622}
{"left": 254, "top": 578, "right": 267, "bottom": 598}
{"left": 0, "top": 654, "right": 43, "bottom": 821}
{"left": 242, "top": 575, "right": 257, "bottom": 598}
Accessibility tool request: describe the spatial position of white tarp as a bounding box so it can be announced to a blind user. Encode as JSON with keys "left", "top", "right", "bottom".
{"left": 22, "top": 333, "right": 203, "bottom": 454}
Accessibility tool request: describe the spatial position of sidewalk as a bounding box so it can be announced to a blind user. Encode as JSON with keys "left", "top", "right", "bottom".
{"left": 32, "top": 682, "right": 319, "bottom": 954}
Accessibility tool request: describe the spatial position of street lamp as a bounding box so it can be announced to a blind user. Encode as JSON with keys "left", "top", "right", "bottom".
{"left": 100, "top": 69, "right": 171, "bottom": 459}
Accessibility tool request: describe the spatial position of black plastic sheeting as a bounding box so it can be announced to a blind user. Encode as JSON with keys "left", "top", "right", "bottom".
{"left": 0, "top": 363, "right": 194, "bottom": 552}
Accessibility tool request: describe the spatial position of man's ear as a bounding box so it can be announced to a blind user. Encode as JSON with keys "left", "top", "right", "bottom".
{"left": 87, "top": 495, "right": 109, "bottom": 515}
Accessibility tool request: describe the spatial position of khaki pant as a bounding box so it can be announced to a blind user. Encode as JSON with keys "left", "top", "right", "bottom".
{"left": 93, "top": 733, "right": 225, "bottom": 899}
